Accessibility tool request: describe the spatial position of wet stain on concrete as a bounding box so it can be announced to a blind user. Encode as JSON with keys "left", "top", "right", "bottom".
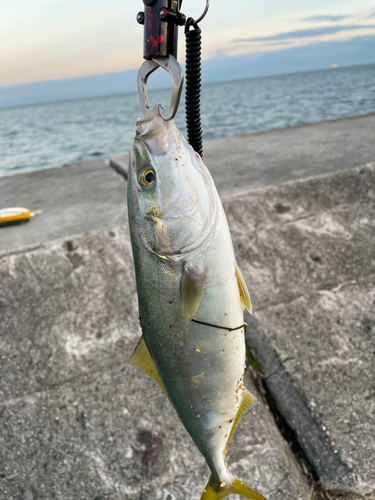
{"left": 274, "top": 202, "right": 291, "bottom": 214}
{"left": 136, "top": 429, "right": 163, "bottom": 467}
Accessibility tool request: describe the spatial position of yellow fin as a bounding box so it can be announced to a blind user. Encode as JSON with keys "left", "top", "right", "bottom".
{"left": 235, "top": 263, "right": 252, "bottom": 313}
{"left": 180, "top": 266, "right": 206, "bottom": 322}
{"left": 201, "top": 475, "right": 267, "bottom": 500}
{"left": 227, "top": 389, "right": 258, "bottom": 444}
{"left": 130, "top": 336, "right": 168, "bottom": 398}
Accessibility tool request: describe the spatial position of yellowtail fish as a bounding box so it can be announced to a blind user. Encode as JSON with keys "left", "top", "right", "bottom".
{"left": 127, "top": 111, "right": 267, "bottom": 500}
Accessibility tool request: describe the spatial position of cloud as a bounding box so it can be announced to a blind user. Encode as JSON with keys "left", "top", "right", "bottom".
{"left": 212, "top": 50, "right": 230, "bottom": 58}
{"left": 234, "top": 25, "right": 375, "bottom": 43}
{"left": 263, "top": 41, "right": 293, "bottom": 46}
{"left": 302, "top": 15, "right": 349, "bottom": 23}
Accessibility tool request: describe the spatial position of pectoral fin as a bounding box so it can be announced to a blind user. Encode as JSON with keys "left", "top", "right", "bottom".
{"left": 235, "top": 263, "right": 252, "bottom": 313}
{"left": 130, "top": 336, "right": 168, "bottom": 398}
{"left": 180, "top": 265, "right": 206, "bottom": 322}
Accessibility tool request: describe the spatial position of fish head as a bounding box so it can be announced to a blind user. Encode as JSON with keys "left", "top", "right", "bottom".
{"left": 128, "top": 112, "right": 218, "bottom": 258}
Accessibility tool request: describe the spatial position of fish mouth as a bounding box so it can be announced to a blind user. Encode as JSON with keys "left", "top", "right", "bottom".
{"left": 135, "top": 112, "right": 175, "bottom": 156}
{"left": 135, "top": 116, "right": 158, "bottom": 138}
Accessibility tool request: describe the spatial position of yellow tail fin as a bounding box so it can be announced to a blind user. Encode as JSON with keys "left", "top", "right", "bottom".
{"left": 201, "top": 475, "right": 267, "bottom": 500}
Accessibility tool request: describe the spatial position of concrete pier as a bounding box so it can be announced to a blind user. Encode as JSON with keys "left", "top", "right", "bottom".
{"left": 0, "top": 115, "right": 374, "bottom": 499}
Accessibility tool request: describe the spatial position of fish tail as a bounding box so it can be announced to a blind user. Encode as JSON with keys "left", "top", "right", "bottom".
{"left": 201, "top": 475, "right": 267, "bottom": 500}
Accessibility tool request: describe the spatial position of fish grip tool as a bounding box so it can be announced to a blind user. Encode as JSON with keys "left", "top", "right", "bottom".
{"left": 137, "top": 0, "right": 209, "bottom": 157}
{"left": 137, "top": 0, "right": 185, "bottom": 121}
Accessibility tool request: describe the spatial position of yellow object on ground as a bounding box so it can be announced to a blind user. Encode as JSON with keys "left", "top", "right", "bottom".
{"left": 0, "top": 207, "right": 43, "bottom": 224}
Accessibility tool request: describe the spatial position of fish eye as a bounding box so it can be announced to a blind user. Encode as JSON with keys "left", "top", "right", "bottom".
{"left": 139, "top": 166, "right": 156, "bottom": 190}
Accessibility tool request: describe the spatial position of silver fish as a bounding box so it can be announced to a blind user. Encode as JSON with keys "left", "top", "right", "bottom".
{"left": 127, "top": 111, "right": 266, "bottom": 500}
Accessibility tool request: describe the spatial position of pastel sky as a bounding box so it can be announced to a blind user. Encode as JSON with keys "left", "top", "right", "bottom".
{"left": 1, "top": 0, "right": 375, "bottom": 87}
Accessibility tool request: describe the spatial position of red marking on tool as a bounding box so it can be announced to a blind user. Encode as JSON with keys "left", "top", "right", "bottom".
{"left": 147, "top": 6, "right": 154, "bottom": 17}
{"left": 149, "top": 35, "right": 158, "bottom": 47}
{"left": 148, "top": 20, "right": 152, "bottom": 29}
{"left": 157, "top": 35, "right": 164, "bottom": 43}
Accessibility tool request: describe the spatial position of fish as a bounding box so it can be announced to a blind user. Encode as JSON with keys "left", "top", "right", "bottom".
{"left": 127, "top": 110, "right": 267, "bottom": 500}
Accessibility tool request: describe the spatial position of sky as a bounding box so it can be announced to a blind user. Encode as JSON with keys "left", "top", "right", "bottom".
{"left": 1, "top": 0, "right": 375, "bottom": 89}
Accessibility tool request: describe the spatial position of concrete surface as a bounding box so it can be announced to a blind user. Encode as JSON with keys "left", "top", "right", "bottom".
{"left": 224, "top": 164, "right": 375, "bottom": 498}
{"left": 0, "top": 160, "right": 127, "bottom": 255}
{"left": 246, "top": 315, "right": 353, "bottom": 493}
{"left": 205, "top": 113, "right": 375, "bottom": 196}
{"left": 0, "top": 227, "right": 310, "bottom": 500}
{"left": 110, "top": 154, "right": 128, "bottom": 180}
{"left": 2, "top": 113, "right": 375, "bottom": 255}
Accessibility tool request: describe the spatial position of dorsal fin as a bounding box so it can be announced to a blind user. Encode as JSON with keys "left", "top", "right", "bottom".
{"left": 227, "top": 389, "right": 258, "bottom": 445}
{"left": 130, "top": 336, "right": 169, "bottom": 398}
{"left": 235, "top": 263, "right": 252, "bottom": 313}
{"left": 180, "top": 265, "right": 206, "bottom": 322}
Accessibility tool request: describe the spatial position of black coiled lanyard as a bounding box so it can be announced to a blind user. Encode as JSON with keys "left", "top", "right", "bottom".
{"left": 185, "top": 19, "right": 203, "bottom": 157}
{"left": 184, "top": 0, "right": 209, "bottom": 157}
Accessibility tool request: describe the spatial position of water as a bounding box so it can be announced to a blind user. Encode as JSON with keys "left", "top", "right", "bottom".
{"left": 1, "top": 64, "right": 375, "bottom": 177}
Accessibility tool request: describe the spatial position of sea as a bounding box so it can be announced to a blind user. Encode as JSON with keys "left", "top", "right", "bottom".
{"left": 1, "top": 64, "right": 375, "bottom": 177}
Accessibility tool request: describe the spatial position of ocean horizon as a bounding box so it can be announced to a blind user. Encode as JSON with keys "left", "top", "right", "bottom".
{"left": 1, "top": 62, "right": 373, "bottom": 111}
{"left": 1, "top": 63, "right": 375, "bottom": 177}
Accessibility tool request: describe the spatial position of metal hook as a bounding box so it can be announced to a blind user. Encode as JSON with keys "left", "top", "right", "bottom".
{"left": 137, "top": 55, "right": 183, "bottom": 121}
{"left": 194, "top": 0, "right": 210, "bottom": 25}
